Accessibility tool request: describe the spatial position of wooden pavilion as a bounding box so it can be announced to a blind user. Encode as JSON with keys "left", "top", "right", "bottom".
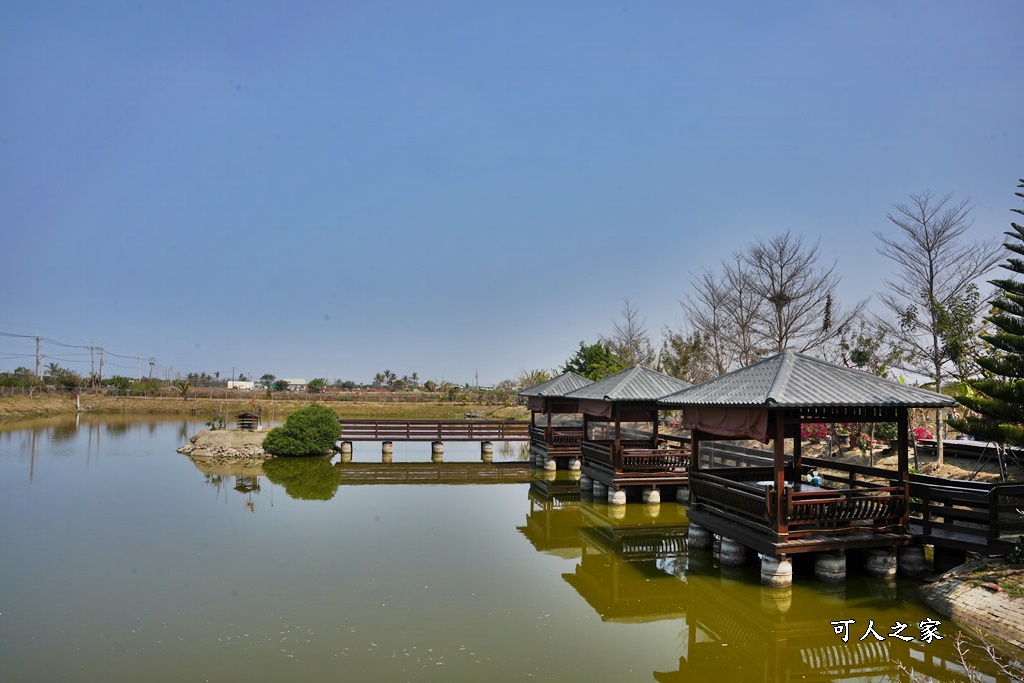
{"left": 519, "top": 371, "right": 593, "bottom": 469}
{"left": 658, "top": 351, "right": 957, "bottom": 574}
{"left": 565, "top": 366, "right": 691, "bottom": 502}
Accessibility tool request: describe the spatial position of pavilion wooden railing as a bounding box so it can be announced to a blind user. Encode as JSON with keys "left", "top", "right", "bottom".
{"left": 582, "top": 440, "right": 688, "bottom": 473}
{"left": 620, "top": 449, "right": 690, "bottom": 472}
{"left": 529, "top": 426, "right": 584, "bottom": 453}
{"left": 689, "top": 467, "right": 908, "bottom": 540}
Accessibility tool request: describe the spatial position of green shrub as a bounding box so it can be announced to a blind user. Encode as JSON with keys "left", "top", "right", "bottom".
{"left": 263, "top": 404, "right": 342, "bottom": 456}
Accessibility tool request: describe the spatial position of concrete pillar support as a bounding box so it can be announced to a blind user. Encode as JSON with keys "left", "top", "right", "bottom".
{"left": 642, "top": 487, "right": 661, "bottom": 504}
{"left": 543, "top": 458, "right": 557, "bottom": 471}
{"left": 687, "top": 523, "right": 711, "bottom": 550}
{"left": 340, "top": 441, "right": 353, "bottom": 454}
{"left": 864, "top": 548, "right": 898, "bottom": 580}
{"left": 815, "top": 551, "right": 847, "bottom": 583}
{"left": 898, "top": 546, "right": 926, "bottom": 578}
{"left": 761, "top": 555, "right": 793, "bottom": 588}
{"left": 592, "top": 482, "right": 608, "bottom": 500}
{"left": 382, "top": 441, "right": 393, "bottom": 455}
{"left": 568, "top": 457, "right": 582, "bottom": 471}
{"left": 720, "top": 537, "right": 747, "bottom": 567}
{"left": 481, "top": 441, "right": 493, "bottom": 455}
{"left": 579, "top": 474, "right": 593, "bottom": 492}
{"left": 676, "top": 486, "right": 690, "bottom": 504}
{"left": 608, "top": 487, "right": 627, "bottom": 506}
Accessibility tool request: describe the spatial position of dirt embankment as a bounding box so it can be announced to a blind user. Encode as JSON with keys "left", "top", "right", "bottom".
{"left": 0, "top": 394, "right": 530, "bottom": 423}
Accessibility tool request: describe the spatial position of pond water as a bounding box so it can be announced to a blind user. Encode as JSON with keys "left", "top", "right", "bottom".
{"left": 0, "top": 416, "right": 1013, "bottom": 682}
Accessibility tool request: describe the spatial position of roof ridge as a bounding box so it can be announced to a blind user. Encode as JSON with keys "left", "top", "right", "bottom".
{"left": 765, "top": 350, "right": 795, "bottom": 403}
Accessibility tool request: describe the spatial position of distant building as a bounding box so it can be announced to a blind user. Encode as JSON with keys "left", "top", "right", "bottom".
{"left": 281, "top": 378, "right": 308, "bottom": 392}
{"left": 227, "top": 380, "right": 256, "bottom": 390}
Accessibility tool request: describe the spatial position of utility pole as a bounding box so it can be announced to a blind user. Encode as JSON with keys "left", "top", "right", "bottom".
{"left": 87, "top": 342, "right": 96, "bottom": 388}
{"left": 136, "top": 355, "right": 142, "bottom": 381}
{"left": 34, "top": 334, "right": 42, "bottom": 379}
{"left": 149, "top": 357, "right": 155, "bottom": 380}
{"left": 98, "top": 346, "right": 104, "bottom": 385}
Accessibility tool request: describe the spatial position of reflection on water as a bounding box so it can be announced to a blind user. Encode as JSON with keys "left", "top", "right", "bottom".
{"left": 0, "top": 417, "right": 1018, "bottom": 682}
{"left": 263, "top": 456, "right": 340, "bottom": 501}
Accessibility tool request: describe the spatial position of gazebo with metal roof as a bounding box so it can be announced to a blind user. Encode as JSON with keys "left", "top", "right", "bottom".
{"left": 658, "top": 350, "right": 957, "bottom": 582}
{"left": 565, "top": 366, "right": 691, "bottom": 503}
{"left": 519, "top": 371, "right": 594, "bottom": 469}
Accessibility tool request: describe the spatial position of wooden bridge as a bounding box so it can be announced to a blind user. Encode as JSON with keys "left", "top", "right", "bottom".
{"left": 337, "top": 419, "right": 529, "bottom": 442}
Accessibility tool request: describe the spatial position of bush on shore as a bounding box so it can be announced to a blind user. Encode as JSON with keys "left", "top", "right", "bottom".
{"left": 262, "top": 404, "right": 342, "bottom": 456}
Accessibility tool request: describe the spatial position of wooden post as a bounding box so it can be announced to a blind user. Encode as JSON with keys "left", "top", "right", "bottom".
{"left": 773, "top": 413, "right": 787, "bottom": 540}
{"left": 898, "top": 409, "right": 910, "bottom": 527}
{"left": 614, "top": 404, "right": 622, "bottom": 472}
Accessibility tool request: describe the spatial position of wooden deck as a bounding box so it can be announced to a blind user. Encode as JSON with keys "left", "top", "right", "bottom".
{"left": 337, "top": 419, "right": 529, "bottom": 442}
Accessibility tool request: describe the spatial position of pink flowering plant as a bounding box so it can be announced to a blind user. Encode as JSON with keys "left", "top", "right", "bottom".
{"left": 801, "top": 423, "right": 829, "bottom": 441}
{"left": 913, "top": 427, "right": 934, "bottom": 440}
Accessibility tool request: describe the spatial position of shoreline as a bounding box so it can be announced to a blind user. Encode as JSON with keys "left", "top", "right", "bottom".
{"left": 0, "top": 393, "right": 529, "bottom": 423}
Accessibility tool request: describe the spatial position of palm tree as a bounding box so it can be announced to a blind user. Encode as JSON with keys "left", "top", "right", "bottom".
{"left": 174, "top": 379, "right": 194, "bottom": 401}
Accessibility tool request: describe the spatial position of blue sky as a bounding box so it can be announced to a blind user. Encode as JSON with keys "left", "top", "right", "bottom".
{"left": 2, "top": 1, "right": 1022, "bottom": 385}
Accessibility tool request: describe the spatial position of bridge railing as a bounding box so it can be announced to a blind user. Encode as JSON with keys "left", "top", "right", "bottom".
{"left": 908, "top": 473, "right": 1024, "bottom": 552}
{"left": 337, "top": 419, "right": 529, "bottom": 441}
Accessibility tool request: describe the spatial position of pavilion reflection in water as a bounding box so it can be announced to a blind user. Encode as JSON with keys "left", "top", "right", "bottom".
{"left": 519, "top": 481, "right": 1004, "bottom": 683}
{"left": 563, "top": 502, "right": 689, "bottom": 623}
{"left": 517, "top": 473, "right": 584, "bottom": 559}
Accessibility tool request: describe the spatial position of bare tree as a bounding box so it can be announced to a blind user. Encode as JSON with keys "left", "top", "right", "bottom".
{"left": 875, "top": 190, "right": 1002, "bottom": 465}
{"left": 744, "top": 231, "right": 866, "bottom": 355}
{"left": 722, "top": 253, "right": 767, "bottom": 367}
{"left": 679, "top": 268, "right": 735, "bottom": 375}
{"left": 601, "top": 297, "right": 655, "bottom": 367}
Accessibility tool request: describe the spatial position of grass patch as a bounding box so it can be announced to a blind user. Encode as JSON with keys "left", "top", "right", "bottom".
{"left": 967, "top": 562, "right": 1024, "bottom": 599}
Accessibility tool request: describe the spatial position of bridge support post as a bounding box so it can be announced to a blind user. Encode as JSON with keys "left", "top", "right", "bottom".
{"left": 340, "top": 441, "right": 353, "bottom": 454}
{"left": 676, "top": 486, "right": 690, "bottom": 504}
{"left": 592, "top": 482, "right": 608, "bottom": 500}
{"left": 815, "top": 550, "right": 847, "bottom": 583}
{"left": 720, "top": 537, "right": 746, "bottom": 566}
{"left": 761, "top": 555, "right": 793, "bottom": 588}
{"left": 642, "top": 487, "right": 661, "bottom": 504}
{"left": 480, "top": 441, "right": 493, "bottom": 458}
{"left": 568, "top": 457, "right": 581, "bottom": 471}
{"left": 608, "top": 487, "right": 627, "bottom": 506}
{"left": 898, "top": 546, "right": 926, "bottom": 577}
{"left": 431, "top": 441, "right": 443, "bottom": 463}
{"left": 543, "top": 458, "right": 556, "bottom": 472}
{"left": 864, "top": 547, "right": 897, "bottom": 579}
{"left": 382, "top": 441, "right": 393, "bottom": 455}
{"left": 340, "top": 451, "right": 352, "bottom": 463}
{"left": 579, "top": 474, "right": 592, "bottom": 491}
{"left": 687, "top": 523, "right": 711, "bottom": 550}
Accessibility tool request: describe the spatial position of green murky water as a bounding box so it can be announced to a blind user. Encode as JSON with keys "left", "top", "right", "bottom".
{"left": 0, "top": 416, "right": 1014, "bottom": 681}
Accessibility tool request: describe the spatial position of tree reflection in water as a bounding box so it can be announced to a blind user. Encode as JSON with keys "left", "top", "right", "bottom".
{"left": 263, "top": 456, "right": 341, "bottom": 501}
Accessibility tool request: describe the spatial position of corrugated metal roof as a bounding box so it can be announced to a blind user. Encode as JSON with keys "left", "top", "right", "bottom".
{"left": 518, "top": 372, "right": 594, "bottom": 398}
{"left": 564, "top": 366, "right": 691, "bottom": 402}
{"left": 659, "top": 350, "right": 957, "bottom": 408}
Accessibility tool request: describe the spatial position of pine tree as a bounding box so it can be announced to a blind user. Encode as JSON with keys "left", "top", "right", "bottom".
{"left": 949, "top": 180, "right": 1024, "bottom": 457}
